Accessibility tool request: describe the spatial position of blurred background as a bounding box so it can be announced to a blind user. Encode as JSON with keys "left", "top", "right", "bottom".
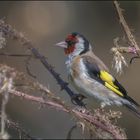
{"left": 0, "top": 1, "right": 140, "bottom": 139}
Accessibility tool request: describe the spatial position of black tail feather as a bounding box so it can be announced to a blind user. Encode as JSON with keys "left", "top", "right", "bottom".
{"left": 124, "top": 95, "right": 140, "bottom": 119}
{"left": 125, "top": 95, "right": 140, "bottom": 107}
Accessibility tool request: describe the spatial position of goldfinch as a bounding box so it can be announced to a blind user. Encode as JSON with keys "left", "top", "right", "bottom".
{"left": 56, "top": 32, "right": 140, "bottom": 118}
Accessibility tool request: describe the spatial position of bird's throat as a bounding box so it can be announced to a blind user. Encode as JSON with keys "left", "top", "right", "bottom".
{"left": 64, "top": 45, "right": 75, "bottom": 55}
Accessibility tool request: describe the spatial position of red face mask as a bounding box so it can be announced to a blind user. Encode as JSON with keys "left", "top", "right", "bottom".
{"left": 64, "top": 34, "right": 78, "bottom": 55}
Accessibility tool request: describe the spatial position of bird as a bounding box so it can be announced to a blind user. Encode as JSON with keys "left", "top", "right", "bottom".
{"left": 56, "top": 32, "right": 140, "bottom": 118}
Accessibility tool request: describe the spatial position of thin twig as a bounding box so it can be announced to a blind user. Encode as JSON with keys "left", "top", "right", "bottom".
{"left": 0, "top": 53, "right": 32, "bottom": 57}
{"left": 114, "top": 0, "right": 140, "bottom": 51}
{"left": 66, "top": 124, "right": 78, "bottom": 139}
{"left": 25, "top": 55, "right": 37, "bottom": 78}
{"left": 0, "top": 91, "right": 9, "bottom": 135}
{"left": 5, "top": 118, "right": 38, "bottom": 140}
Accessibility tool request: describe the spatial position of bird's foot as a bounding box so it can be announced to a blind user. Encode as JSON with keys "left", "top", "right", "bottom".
{"left": 71, "top": 94, "right": 86, "bottom": 105}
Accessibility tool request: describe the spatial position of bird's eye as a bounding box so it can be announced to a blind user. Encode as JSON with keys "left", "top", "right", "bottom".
{"left": 65, "top": 40, "right": 70, "bottom": 43}
{"left": 66, "top": 39, "right": 76, "bottom": 46}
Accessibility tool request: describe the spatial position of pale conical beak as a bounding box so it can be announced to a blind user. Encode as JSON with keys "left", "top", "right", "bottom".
{"left": 55, "top": 41, "right": 67, "bottom": 48}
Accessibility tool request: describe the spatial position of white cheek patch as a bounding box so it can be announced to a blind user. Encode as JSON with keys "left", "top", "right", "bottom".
{"left": 73, "top": 43, "right": 84, "bottom": 56}
{"left": 78, "top": 37, "right": 85, "bottom": 43}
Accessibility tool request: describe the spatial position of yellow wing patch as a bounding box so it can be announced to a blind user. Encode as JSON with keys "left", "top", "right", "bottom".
{"left": 100, "top": 71, "right": 124, "bottom": 97}
{"left": 105, "top": 82, "right": 124, "bottom": 97}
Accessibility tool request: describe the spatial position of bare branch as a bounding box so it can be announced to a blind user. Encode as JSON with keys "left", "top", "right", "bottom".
{"left": 9, "top": 89, "right": 126, "bottom": 139}
{"left": 0, "top": 64, "right": 17, "bottom": 139}
{"left": 10, "top": 89, "right": 69, "bottom": 112}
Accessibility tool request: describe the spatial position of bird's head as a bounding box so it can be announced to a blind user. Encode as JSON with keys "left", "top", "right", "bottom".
{"left": 56, "top": 32, "right": 91, "bottom": 57}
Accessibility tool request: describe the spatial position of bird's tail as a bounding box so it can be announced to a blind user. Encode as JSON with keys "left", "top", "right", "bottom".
{"left": 124, "top": 95, "right": 140, "bottom": 119}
